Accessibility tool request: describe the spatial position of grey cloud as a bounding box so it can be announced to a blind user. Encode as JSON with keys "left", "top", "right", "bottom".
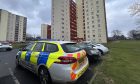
{"left": 0, "top": 0, "right": 51, "bottom": 36}
{"left": 106, "top": 0, "right": 136, "bottom": 36}
{"left": 0, "top": 0, "right": 137, "bottom": 37}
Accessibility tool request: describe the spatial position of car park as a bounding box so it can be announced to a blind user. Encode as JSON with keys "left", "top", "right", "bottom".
{"left": 77, "top": 43, "right": 101, "bottom": 62}
{"left": 16, "top": 41, "right": 89, "bottom": 84}
{"left": 0, "top": 42, "right": 13, "bottom": 51}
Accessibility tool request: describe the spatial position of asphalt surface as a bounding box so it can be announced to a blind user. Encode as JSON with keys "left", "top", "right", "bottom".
{"left": 0, "top": 49, "right": 96, "bottom": 84}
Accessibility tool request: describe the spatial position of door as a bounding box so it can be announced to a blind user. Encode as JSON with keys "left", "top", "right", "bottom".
{"left": 20, "top": 43, "right": 34, "bottom": 66}
{"left": 30, "top": 42, "right": 44, "bottom": 68}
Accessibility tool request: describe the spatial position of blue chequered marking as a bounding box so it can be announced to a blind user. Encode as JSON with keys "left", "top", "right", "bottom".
{"left": 25, "top": 51, "right": 32, "bottom": 62}
{"left": 37, "top": 52, "right": 50, "bottom": 65}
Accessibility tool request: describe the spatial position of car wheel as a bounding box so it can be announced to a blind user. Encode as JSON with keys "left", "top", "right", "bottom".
{"left": 39, "top": 67, "right": 52, "bottom": 84}
{"left": 7, "top": 48, "right": 12, "bottom": 51}
{"left": 98, "top": 49, "right": 104, "bottom": 55}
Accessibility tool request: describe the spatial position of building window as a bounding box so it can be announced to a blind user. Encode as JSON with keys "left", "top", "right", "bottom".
{"left": 98, "top": 29, "right": 101, "bottom": 32}
{"left": 98, "top": 24, "right": 101, "bottom": 27}
{"left": 62, "top": 31, "right": 64, "bottom": 33}
{"left": 62, "top": 27, "right": 64, "bottom": 29}
{"left": 98, "top": 34, "right": 101, "bottom": 37}
{"left": 98, "top": 19, "right": 100, "bottom": 22}
{"left": 92, "top": 21, "right": 94, "bottom": 23}
{"left": 62, "top": 22, "right": 64, "bottom": 24}
{"left": 88, "top": 35, "right": 90, "bottom": 38}
{"left": 61, "top": 10, "right": 64, "bottom": 12}
{"left": 92, "top": 25, "right": 94, "bottom": 28}
{"left": 93, "top": 35, "right": 95, "bottom": 37}
{"left": 97, "top": 10, "right": 99, "bottom": 13}
{"left": 62, "top": 18, "right": 64, "bottom": 20}
{"left": 99, "top": 39, "right": 102, "bottom": 42}
{"left": 96, "top": 1, "right": 99, "bottom": 4}
{"left": 92, "top": 30, "right": 95, "bottom": 33}
{"left": 96, "top": 14, "right": 99, "bottom": 18}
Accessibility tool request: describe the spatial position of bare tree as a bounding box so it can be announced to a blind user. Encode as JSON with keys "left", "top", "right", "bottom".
{"left": 128, "top": 29, "right": 140, "bottom": 40}
{"left": 128, "top": 30, "right": 137, "bottom": 39}
{"left": 111, "top": 30, "right": 126, "bottom": 40}
{"left": 129, "top": 0, "right": 140, "bottom": 16}
{"left": 112, "top": 30, "right": 122, "bottom": 37}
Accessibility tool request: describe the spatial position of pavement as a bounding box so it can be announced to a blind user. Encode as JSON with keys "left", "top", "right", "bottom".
{"left": 0, "top": 49, "right": 96, "bottom": 84}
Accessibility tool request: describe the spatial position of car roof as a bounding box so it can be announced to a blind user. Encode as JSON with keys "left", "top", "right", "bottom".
{"left": 36, "top": 41, "right": 76, "bottom": 44}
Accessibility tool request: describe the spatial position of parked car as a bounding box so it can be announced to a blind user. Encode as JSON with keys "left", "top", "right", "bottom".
{"left": 0, "top": 42, "right": 13, "bottom": 51}
{"left": 16, "top": 41, "right": 89, "bottom": 84}
{"left": 91, "top": 44, "right": 109, "bottom": 55}
{"left": 77, "top": 43, "right": 101, "bottom": 62}
{"left": 82, "top": 41, "right": 109, "bottom": 55}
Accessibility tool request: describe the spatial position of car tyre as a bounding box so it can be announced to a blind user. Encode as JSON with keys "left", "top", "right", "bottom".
{"left": 98, "top": 49, "right": 104, "bottom": 55}
{"left": 39, "top": 67, "right": 52, "bottom": 84}
{"left": 7, "top": 48, "right": 12, "bottom": 51}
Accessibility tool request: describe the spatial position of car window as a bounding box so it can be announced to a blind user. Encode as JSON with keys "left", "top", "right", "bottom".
{"left": 44, "top": 43, "right": 58, "bottom": 52}
{"left": 61, "top": 43, "right": 81, "bottom": 53}
{"left": 33, "top": 42, "right": 44, "bottom": 52}
{"left": 25, "top": 43, "right": 34, "bottom": 50}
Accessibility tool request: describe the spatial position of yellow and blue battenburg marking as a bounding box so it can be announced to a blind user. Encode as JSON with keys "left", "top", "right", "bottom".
{"left": 25, "top": 51, "right": 32, "bottom": 62}
{"left": 37, "top": 52, "right": 50, "bottom": 65}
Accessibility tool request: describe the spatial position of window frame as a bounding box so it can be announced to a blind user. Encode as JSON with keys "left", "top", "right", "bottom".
{"left": 32, "top": 42, "right": 44, "bottom": 52}
{"left": 44, "top": 43, "right": 59, "bottom": 53}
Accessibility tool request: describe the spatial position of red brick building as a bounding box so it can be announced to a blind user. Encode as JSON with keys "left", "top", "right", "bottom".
{"left": 47, "top": 25, "right": 51, "bottom": 39}
{"left": 70, "top": 0, "right": 77, "bottom": 41}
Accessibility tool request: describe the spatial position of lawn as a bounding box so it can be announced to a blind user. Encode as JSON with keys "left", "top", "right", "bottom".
{"left": 92, "top": 40, "right": 140, "bottom": 84}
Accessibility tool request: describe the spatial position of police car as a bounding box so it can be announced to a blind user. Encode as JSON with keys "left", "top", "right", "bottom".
{"left": 16, "top": 41, "right": 89, "bottom": 84}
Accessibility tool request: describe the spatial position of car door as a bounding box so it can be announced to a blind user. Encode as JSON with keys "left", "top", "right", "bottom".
{"left": 29, "top": 42, "right": 44, "bottom": 70}
{"left": 20, "top": 43, "right": 35, "bottom": 66}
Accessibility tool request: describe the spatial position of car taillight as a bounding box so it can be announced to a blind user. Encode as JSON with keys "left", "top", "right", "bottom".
{"left": 55, "top": 56, "right": 77, "bottom": 64}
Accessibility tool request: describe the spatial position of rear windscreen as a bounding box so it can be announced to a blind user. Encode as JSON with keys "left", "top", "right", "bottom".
{"left": 61, "top": 43, "right": 82, "bottom": 53}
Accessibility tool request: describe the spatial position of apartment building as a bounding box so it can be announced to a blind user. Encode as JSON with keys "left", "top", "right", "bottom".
{"left": 0, "top": 9, "right": 27, "bottom": 42}
{"left": 51, "top": 0, "right": 77, "bottom": 41}
{"left": 76, "top": 0, "right": 108, "bottom": 43}
{"left": 41, "top": 24, "right": 51, "bottom": 39}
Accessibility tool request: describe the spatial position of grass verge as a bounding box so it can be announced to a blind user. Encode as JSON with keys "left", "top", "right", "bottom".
{"left": 92, "top": 40, "right": 140, "bottom": 84}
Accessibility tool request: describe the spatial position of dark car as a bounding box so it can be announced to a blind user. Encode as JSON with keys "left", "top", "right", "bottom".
{"left": 76, "top": 43, "right": 101, "bottom": 62}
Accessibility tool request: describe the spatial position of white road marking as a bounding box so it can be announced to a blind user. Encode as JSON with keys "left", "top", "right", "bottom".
{"left": 8, "top": 68, "right": 20, "bottom": 84}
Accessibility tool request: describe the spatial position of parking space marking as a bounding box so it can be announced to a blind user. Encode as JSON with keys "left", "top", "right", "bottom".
{"left": 8, "top": 68, "right": 20, "bottom": 84}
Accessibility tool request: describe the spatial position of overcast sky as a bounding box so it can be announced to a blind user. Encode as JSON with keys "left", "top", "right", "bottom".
{"left": 0, "top": 0, "right": 138, "bottom": 37}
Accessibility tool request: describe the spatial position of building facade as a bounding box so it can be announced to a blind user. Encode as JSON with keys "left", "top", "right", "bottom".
{"left": 76, "top": 0, "right": 108, "bottom": 43}
{"left": 41, "top": 24, "right": 51, "bottom": 39}
{"left": 0, "top": 9, "right": 27, "bottom": 42}
{"left": 51, "top": 0, "right": 77, "bottom": 41}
